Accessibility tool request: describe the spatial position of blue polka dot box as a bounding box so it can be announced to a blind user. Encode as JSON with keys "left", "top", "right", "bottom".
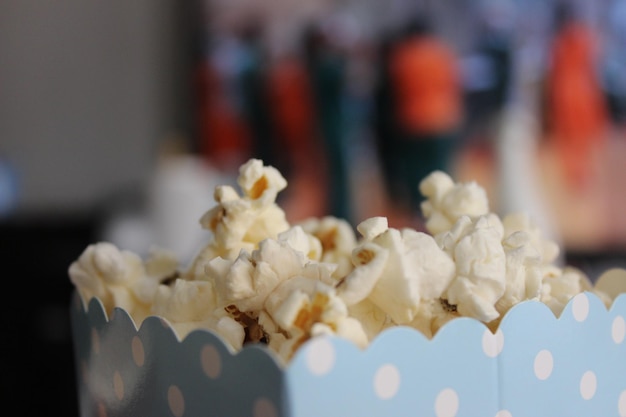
{"left": 71, "top": 287, "right": 626, "bottom": 417}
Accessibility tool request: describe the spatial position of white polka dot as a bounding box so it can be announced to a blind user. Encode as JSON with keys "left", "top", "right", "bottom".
{"left": 91, "top": 328, "right": 100, "bottom": 355}
{"left": 132, "top": 336, "right": 145, "bottom": 367}
{"left": 580, "top": 371, "right": 597, "bottom": 400}
{"left": 373, "top": 364, "right": 401, "bottom": 400}
{"left": 495, "top": 410, "right": 512, "bottom": 417}
{"left": 613, "top": 316, "right": 626, "bottom": 344}
{"left": 618, "top": 390, "right": 626, "bottom": 417}
{"left": 201, "top": 344, "right": 222, "bottom": 379}
{"left": 305, "top": 337, "right": 335, "bottom": 376}
{"left": 168, "top": 385, "right": 185, "bottom": 417}
{"left": 435, "top": 388, "right": 459, "bottom": 417}
{"left": 113, "top": 371, "right": 124, "bottom": 401}
{"left": 572, "top": 293, "right": 590, "bottom": 322}
{"left": 253, "top": 397, "right": 278, "bottom": 417}
{"left": 97, "top": 402, "right": 107, "bottom": 417}
{"left": 534, "top": 350, "right": 553, "bottom": 380}
{"left": 482, "top": 328, "right": 504, "bottom": 358}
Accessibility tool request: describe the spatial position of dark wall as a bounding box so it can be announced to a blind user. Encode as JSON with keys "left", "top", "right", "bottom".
{"left": 0, "top": 213, "right": 98, "bottom": 417}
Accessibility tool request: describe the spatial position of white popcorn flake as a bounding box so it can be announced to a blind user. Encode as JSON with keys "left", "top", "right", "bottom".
{"left": 357, "top": 217, "right": 388, "bottom": 241}
{"left": 339, "top": 222, "right": 455, "bottom": 325}
{"left": 195, "top": 159, "right": 290, "bottom": 265}
{"left": 215, "top": 316, "right": 246, "bottom": 351}
{"left": 496, "top": 230, "right": 543, "bottom": 317}
{"left": 152, "top": 279, "right": 216, "bottom": 323}
{"left": 277, "top": 226, "right": 323, "bottom": 262}
{"left": 409, "top": 298, "right": 460, "bottom": 338}
{"left": 347, "top": 299, "right": 392, "bottom": 341}
{"left": 150, "top": 278, "right": 244, "bottom": 347}
{"left": 337, "top": 242, "right": 389, "bottom": 306}
{"left": 540, "top": 266, "right": 589, "bottom": 317}
{"left": 420, "top": 171, "right": 489, "bottom": 235}
{"left": 68, "top": 242, "right": 158, "bottom": 322}
{"left": 144, "top": 247, "right": 179, "bottom": 280}
{"left": 440, "top": 215, "right": 506, "bottom": 323}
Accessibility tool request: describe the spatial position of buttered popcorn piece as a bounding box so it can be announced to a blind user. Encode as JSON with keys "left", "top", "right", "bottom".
{"left": 493, "top": 211, "right": 564, "bottom": 318}
{"left": 265, "top": 276, "right": 368, "bottom": 361}
{"left": 193, "top": 158, "right": 290, "bottom": 263}
{"left": 297, "top": 216, "right": 357, "bottom": 279}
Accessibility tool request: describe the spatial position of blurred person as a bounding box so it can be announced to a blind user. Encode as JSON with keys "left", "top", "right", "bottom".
{"left": 387, "top": 15, "right": 464, "bottom": 224}
{"left": 266, "top": 51, "right": 317, "bottom": 177}
{"left": 236, "top": 16, "right": 279, "bottom": 170}
{"left": 373, "top": 31, "right": 404, "bottom": 210}
{"left": 196, "top": 57, "right": 252, "bottom": 174}
{"left": 544, "top": 1, "right": 610, "bottom": 190}
{"left": 462, "top": 0, "right": 515, "bottom": 144}
{"left": 303, "top": 21, "right": 352, "bottom": 222}
{"left": 266, "top": 50, "right": 328, "bottom": 220}
{"left": 602, "top": 0, "right": 626, "bottom": 126}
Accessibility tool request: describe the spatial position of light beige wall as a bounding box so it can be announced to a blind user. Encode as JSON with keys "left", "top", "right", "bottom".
{"left": 0, "top": 0, "right": 193, "bottom": 214}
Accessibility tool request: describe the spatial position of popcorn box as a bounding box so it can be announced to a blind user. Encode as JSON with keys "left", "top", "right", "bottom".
{"left": 71, "top": 289, "right": 626, "bottom": 417}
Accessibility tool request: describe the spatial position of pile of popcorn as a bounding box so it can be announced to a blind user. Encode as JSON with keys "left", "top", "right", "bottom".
{"left": 69, "top": 158, "right": 613, "bottom": 364}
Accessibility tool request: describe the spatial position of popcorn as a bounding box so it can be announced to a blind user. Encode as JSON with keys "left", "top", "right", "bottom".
{"left": 265, "top": 276, "right": 368, "bottom": 361}
{"left": 69, "top": 242, "right": 168, "bottom": 323}
{"left": 437, "top": 215, "right": 506, "bottom": 323}
{"left": 420, "top": 171, "right": 490, "bottom": 235}
{"left": 337, "top": 217, "right": 456, "bottom": 325}
{"left": 209, "top": 234, "right": 334, "bottom": 313}
{"left": 69, "top": 158, "right": 624, "bottom": 364}
{"left": 187, "top": 158, "right": 290, "bottom": 274}
{"left": 496, "top": 230, "right": 543, "bottom": 317}
{"left": 297, "top": 216, "right": 357, "bottom": 279}
{"left": 151, "top": 278, "right": 245, "bottom": 349}
{"left": 539, "top": 265, "right": 594, "bottom": 316}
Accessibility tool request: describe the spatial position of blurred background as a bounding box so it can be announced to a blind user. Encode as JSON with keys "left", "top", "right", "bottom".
{"left": 2, "top": 0, "right": 626, "bottom": 415}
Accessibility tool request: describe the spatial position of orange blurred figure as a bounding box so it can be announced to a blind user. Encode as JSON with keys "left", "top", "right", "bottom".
{"left": 266, "top": 53, "right": 328, "bottom": 220}
{"left": 386, "top": 17, "right": 463, "bottom": 220}
{"left": 267, "top": 54, "right": 317, "bottom": 167}
{"left": 391, "top": 30, "right": 463, "bottom": 135}
{"left": 545, "top": 3, "right": 609, "bottom": 189}
{"left": 196, "top": 60, "right": 252, "bottom": 172}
